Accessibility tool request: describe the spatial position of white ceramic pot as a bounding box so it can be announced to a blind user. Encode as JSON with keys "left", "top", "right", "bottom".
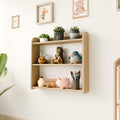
{"left": 40, "top": 38, "right": 48, "bottom": 42}
{"left": 38, "top": 76, "right": 45, "bottom": 87}
{"left": 70, "top": 33, "right": 80, "bottom": 39}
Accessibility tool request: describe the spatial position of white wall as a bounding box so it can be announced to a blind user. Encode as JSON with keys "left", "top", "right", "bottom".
{"left": 0, "top": 0, "right": 120, "bottom": 120}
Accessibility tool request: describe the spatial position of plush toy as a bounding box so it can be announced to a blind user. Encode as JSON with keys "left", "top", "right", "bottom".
{"left": 69, "top": 51, "right": 82, "bottom": 64}
{"left": 56, "top": 77, "right": 69, "bottom": 89}
{"left": 38, "top": 53, "right": 47, "bottom": 64}
{"left": 51, "top": 46, "right": 63, "bottom": 64}
{"left": 45, "top": 79, "right": 57, "bottom": 88}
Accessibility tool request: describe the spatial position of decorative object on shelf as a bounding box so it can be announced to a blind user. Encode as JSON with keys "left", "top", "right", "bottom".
{"left": 36, "top": 2, "right": 53, "bottom": 24}
{"left": 53, "top": 26, "right": 65, "bottom": 40}
{"left": 38, "top": 76, "right": 45, "bottom": 87}
{"left": 45, "top": 79, "right": 57, "bottom": 88}
{"left": 51, "top": 46, "right": 63, "bottom": 64}
{"left": 69, "top": 51, "right": 82, "bottom": 64}
{"left": 0, "top": 53, "right": 15, "bottom": 96}
{"left": 56, "top": 77, "right": 70, "bottom": 89}
{"left": 72, "top": 0, "right": 89, "bottom": 19}
{"left": 11, "top": 15, "right": 20, "bottom": 29}
{"left": 39, "top": 34, "right": 50, "bottom": 42}
{"left": 70, "top": 71, "right": 80, "bottom": 90}
{"left": 38, "top": 53, "right": 47, "bottom": 64}
{"left": 69, "top": 26, "right": 80, "bottom": 39}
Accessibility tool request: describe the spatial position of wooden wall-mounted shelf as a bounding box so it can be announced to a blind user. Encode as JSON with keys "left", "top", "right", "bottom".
{"left": 31, "top": 32, "right": 89, "bottom": 93}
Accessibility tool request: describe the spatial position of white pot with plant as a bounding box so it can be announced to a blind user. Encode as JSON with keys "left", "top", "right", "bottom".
{"left": 0, "top": 53, "right": 14, "bottom": 96}
{"left": 69, "top": 26, "right": 80, "bottom": 39}
{"left": 39, "top": 34, "right": 50, "bottom": 42}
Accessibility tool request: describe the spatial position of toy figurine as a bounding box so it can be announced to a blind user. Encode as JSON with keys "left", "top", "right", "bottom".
{"left": 56, "top": 77, "right": 69, "bottom": 89}
{"left": 69, "top": 51, "right": 82, "bottom": 64}
{"left": 45, "top": 79, "right": 57, "bottom": 88}
{"left": 51, "top": 46, "right": 64, "bottom": 64}
{"left": 38, "top": 76, "right": 45, "bottom": 87}
{"left": 38, "top": 53, "right": 47, "bottom": 64}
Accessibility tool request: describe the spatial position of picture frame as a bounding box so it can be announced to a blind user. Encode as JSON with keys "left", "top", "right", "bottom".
{"left": 36, "top": 2, "right": 53, "bottom": 24}
{"left": 72, "top": 0, "right": 89, "bottom": 19}
{"left": 117, "top": 0, "right": 120, "bottom": 11}
{"left": 11, "top": 15, "right": 20, "bottom": 29}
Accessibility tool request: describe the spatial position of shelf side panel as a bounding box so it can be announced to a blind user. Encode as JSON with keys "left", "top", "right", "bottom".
{"left": 31, "top": 66, "right": 39, "bottom": 88}
{"left": 31, "top": 38, "right": 40, "bottom": 88}
{"left": 82, "top": 32, "right": 89, "bottom": 93}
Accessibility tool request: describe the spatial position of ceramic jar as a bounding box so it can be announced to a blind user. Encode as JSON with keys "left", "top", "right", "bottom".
{"left": 40, "top": 38, "right": 48, "bottom": 42}
{"left": 38, "top": 76, "right": 45, "bottom": 87}
{"left": 69, "top": 30, "right": 80, "bottom": 39}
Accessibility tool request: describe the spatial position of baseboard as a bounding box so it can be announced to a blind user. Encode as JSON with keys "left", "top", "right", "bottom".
{"left": 0, "top": 114, "right": 27, "bottom": 120}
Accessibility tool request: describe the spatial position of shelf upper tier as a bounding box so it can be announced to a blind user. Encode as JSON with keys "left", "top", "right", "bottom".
{"left": 32, "top": 38, "right": 82, "bottom": 45}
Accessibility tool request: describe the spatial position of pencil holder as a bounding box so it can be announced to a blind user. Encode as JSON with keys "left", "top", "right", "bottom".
{"left": 73, "top": 79, "right": 79, "bottom": 90}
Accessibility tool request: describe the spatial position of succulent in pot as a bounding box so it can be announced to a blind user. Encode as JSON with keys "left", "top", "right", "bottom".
{"left": 39, "top": 34, "right": 50, "bottom": 42}
{"left": 53, "top": 26, "right": 65, "bottom": 40}
{"left": 69, "top": 26, "right": 80, "bottom": 39}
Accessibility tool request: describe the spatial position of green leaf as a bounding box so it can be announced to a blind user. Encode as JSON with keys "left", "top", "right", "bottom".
{"left": 0, "top": 84, "right": 15, "bottom": 96}
{"left": 0, "top": 53, "right": 7, "bottom": 77}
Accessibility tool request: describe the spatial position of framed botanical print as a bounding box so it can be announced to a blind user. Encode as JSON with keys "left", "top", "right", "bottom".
{"left": 72, "top": 0, "right": 89, "bottom": 19}
{"left": 36, "top": 2, "right": 53, "bottom": 24}
{"left": 11, "top": 15, "right": 20, "bottom": 29}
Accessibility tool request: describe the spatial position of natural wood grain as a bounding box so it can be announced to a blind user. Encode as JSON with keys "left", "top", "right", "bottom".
{"left": 32, "top": 64, "right": 82, "bottom": 66}
{"left": 31, "top": 38, "right": 40, "bottom": 88}
{"left": 0, "top": 114, "right": 27, "bottom": 120}
{"left": 113, "top": 58, "right": 120, "bottom": 120}
{"left": 32, "top": 38, "right": 82, "bottom": 45}
{"left": 82, "top": 32, "right": 89, "bottom": 93}
{"left": 31, "top": 33, "right": 89, "bottom": 94}
{"left": 32, "top": 86, "right": 82, "bottom": 92}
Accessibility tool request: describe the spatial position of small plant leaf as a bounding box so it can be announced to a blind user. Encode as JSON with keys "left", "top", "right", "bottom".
{"left": 0, "top": 84, "right": 15, "bottom": 96}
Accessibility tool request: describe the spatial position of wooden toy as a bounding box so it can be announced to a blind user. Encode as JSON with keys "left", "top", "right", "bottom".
{"left": 51, "top": 46, "right": 63, "bottom": 64}
{"left": 69, "top": 51, "right": 82, "bottom": 64}
{"left": 45, "top": 79, "right": 57, "bottom": 88}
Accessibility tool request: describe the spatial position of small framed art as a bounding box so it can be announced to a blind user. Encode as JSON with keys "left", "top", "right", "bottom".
{"left": 11, "top": 15, "right": 20, "bottom": 29}
{"left": 36, "top": 2, "right": 53, "bottom": 24}
{"left": 117, "top": 0, "right": 120, "bottom": 11}
{"left": 72, "top": 0, "right": 89, "bottom": 19}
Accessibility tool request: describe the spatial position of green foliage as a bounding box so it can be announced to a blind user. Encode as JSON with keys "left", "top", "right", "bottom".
{"left": 53, "top": 26, "right": 65, "bottom": 32}
{"left": 39, "top": 34, "right": 50, "bottom": 39}
{"left": 0, "top": 53, "right": 7, "bottom": 77}
{"left": 0, "top": 53, "right": 14, "bottom": 96}
{"left": 0, "top": 84, "right": 15, "bottom": 96}
{"left": 70, "top": 26, "right": 79, "bottom": 31}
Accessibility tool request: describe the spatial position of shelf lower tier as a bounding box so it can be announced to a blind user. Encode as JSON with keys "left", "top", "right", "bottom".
{"left": 32, "top": 86, "right": 82, "bottom": 92}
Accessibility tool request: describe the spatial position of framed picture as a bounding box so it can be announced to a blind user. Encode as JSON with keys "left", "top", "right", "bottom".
{"left": 36, "top": 2, "right": 53, "bottom": 24}
{"left": 117, "top": 0, "right": 120, "bottom": 11}
{"left": 11, "top": 15, "right": 20, "bottom": 29}
{"left": 72, "top": 0, "right": 89, "bottom": 19}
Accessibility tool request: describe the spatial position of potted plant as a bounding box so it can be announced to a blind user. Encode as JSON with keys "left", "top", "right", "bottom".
{"left": 53, "top": 26, "right": 65, "bottom": 40}
{"left": 69, "top": 26, "right": 80, "bottom": 39}
{"left": 39, "top": 34, "right": 50, "bottom": 42}
{"left": 0, "top": 53, "right": 14, "bottom": 96}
